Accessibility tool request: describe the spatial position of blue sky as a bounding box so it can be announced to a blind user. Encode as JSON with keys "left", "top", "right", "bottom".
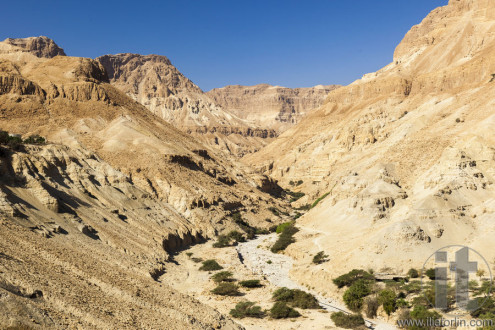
{"left": 1, "top": 0, "right": 448, "bottom": 91}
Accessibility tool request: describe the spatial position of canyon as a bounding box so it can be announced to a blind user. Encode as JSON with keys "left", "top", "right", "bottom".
{"left": 1, "top": 0, "right": 495, "bottom": 328}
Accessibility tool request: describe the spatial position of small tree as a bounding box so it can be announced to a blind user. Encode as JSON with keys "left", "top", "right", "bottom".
{"left": 199, "top": 259, "right": 223, "bottom": 271}
{"left": 230, "top": 301, "right": 265, "bottom": 319}
{"left": 211, "top": 282, "right": 240, "bottom": 296}
{"left": 312, "top": 251, "right": 329, "bottom": 264}
{"left": 270, "top": 302, "right": 300, "bottom": 319}
{"left": 343, "top": 279, "right": 372, "bottom": 312}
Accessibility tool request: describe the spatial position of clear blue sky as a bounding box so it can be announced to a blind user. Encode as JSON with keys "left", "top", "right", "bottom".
{"left": 1, "top": 0, "right": 448, "bottom": 91}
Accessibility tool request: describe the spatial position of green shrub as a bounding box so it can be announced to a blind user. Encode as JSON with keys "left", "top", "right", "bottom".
{"left": 470, "top": 296, "right": 495, "bottom": 318}
{"left": 311, "top": 192, "right": 330, "bottom": 208}
{"left": 407, "top": 268, "right": 419, "bottom": 279}
{"left": 230, "top": 301, "right": 265, "bottom": 319}
{"left": 266, "top": 260, "right": 272, "bottom": 264}
{"left": 312, "top": 251, "right": 329, "bottom": 264}
{"left": 330, "top": 312, "right": 365, "bottom": 329}
{"left": 211, "top": 271, "right": 234, "bottom": 283}
{"left": 343, "top": 279, "right": 372, "bottom": 312}
{"left": 479, "top": 312, "right": 495, "bottom": 330}
{"left": 425, "top": 268, "right": 436, "bottom": 280}
{"left": 271, "top": 225, "right": 299, "bottom": 253}
{"left": 276, "top": 222, "right": 294, "bottom": 234}
{"left": 270, "top": 302, "right": 300, "bottom": 319}
{"left": 378, "top": 289, "right": 397, "bottom": 316}
{"left": 239, "top": 280, "right": 262, "bottom": 288}
{"left": 185, "top": 252, "right": 193, "bottom": 258}
{"left": 213, "top": 235, "right": 231, "bottom": 248}
{"left": 199, "top": 259, "right": 223, "bottom": 271}
{"left": 228, "top": 230, "right": 246, "bottom": 243}
{"left": 23, "top": 135, "right": 45, "bottom": 144}
{"left": 211, "top": 282, "right": 240, "bottom": 296}
{"left": 272, "top": 287, "right": 320, "bottom": 309}
{"left": 333, "top": 269, "right": 375, "bottom": 288}
{"left": 402, "top": 280, "right": 422, "bottom": 294}
{"left": 191, "top": 257, "right": 203, "bottom": 263}
{"left": 409, "top": 305, "right": 441, "bottom": 328}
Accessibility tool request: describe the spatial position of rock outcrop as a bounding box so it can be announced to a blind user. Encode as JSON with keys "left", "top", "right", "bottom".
{"left": 0, "top": 36, "right": 66, "bottom": 58}
{"left": 207, "top": 84, "right": 340, "bottom": 133}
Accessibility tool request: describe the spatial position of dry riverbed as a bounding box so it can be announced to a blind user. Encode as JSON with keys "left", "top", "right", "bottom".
{"left": 161, "top": 234, "right": 341, "bottom": 329}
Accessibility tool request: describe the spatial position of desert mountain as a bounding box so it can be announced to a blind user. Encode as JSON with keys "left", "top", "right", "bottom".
{"left": 0, "top": 37, "right": 288, "bottom": 328}
{"left": 97, "top": 53, "right": 277, "bottom": 157}
{"left": 245, "top": 0, "right": 495, "bottom": 286}
{"left": 207, "top": 84, "right": 340, "bottom": 133}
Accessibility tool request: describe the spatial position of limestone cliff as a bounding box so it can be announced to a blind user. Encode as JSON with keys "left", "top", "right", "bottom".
{"left": 207, "top": 84, "right": 340, "bottom": 132}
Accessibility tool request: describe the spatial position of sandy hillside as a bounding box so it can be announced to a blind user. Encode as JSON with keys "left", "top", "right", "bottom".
{"left": 244, "top": 0, "right": 495, "bottom": 284}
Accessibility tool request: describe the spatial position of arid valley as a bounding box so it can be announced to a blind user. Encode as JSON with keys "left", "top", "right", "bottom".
{"left": 1, "top": 0, "right": 495, "bottom": 329}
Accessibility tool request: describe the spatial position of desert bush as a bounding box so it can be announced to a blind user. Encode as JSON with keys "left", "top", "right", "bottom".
{"left": 230, "top": 301, "right": 265, "bottom": 319}
{"left": 311, "top": 192, "right": 330, "bottom": 208}
{"left": 270, "top": 302, "right": 300, "bottom": 319}
{"left": 407, "top": 268, "right": 419, "bottom": 279}
{"left": 330, "top": 312, "right": 365, "bottom": 329}
{"left": 408, "top": 305, "right": 441, "bottom": 327}
{"left": 273, "top": 287, "right": 320, "bottom": 309}
{"left": 425, "top": 268, "right": 436, "bottom": 280}
{"left": 23, "top": 135, "right": 45, "bottom": 144}
{"left": 364, "top": 295, "right": 379, "bottom": 318}
{"left": 191, "top": 257, "right": 203, "bottom": 263}
{"left": 239, "top": 280, "right": 262, "bottom": 288}
{"left": 211, "top": 271, "right": 234, "bottom": 283}
{"left": 343, "top": 279, "right": 372, "bottom": 312}
{"left": 213, "top": 235, "right": 231, "bottom": 248}
{"left": 276, "top": 222, "right": 294, "bottom": 234}
{"left": 402, "top": 280, "right": 421, "bottom": 294}
{"left": 185, "top": 252, "right": 193, "bottom": 258}
{"left": 312, "top": 251, "right": 329, "bottom": 264}
{"left": 271, "top": 225, "right": 299, "bottom": 253}
{"left": 199, "top": 259, "right": 223, "bottom": 271}
{"left": 333, "top": 269, "right": 375, "bottom": 288}
{"left": 470, "top": 296, "right": 495, "bottom": 318}
{"left": 378, "top": 289, "right": 397, "bottom": 316}
{"left": 211, "top": 282, "right": 240, "bottom": 296}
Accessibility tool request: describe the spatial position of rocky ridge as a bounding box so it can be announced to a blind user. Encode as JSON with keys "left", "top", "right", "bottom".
{"left": 97, "top": 53, "right": 277, "bottom": 157}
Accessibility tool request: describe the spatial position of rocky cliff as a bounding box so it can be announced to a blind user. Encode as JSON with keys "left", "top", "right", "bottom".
{"left": 245, "top": 0, "right": 495, "bottom": 285}
{"left": 207, "top": 84, "right": 340, "bottom": 132}
{"left": 97, "top": 53, "right": 277, "bottom": 157}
